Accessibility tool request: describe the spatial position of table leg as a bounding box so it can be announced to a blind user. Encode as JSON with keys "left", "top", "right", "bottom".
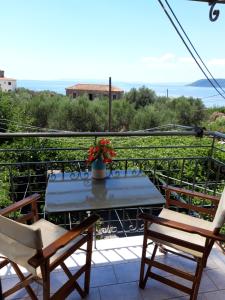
{"left": 68, "top": 212, "right": 72, "bottom": 230}
{"left": 94, "top": 223, "right": 97, "bottom": 249}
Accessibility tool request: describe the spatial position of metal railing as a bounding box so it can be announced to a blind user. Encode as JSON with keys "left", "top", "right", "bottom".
{"left": 0, "top": 130, "right": 224, "bottom": 238}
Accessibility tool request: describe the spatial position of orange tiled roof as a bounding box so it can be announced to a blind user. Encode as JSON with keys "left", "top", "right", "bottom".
{"left": 66, "top": 84, "right": 123, "bottom": 93}
{"left": 0, "top": 77, "right": 16, "bottom": 81}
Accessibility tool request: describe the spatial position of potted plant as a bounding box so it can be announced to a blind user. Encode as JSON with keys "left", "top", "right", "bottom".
{"left": 87, "top": 138, "right": 116, "bottom": 179}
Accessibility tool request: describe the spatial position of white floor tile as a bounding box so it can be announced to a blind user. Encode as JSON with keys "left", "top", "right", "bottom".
{"left": 113, "top": 261, "right": 141, "bottom": 283}
{"left": 90, "top": 265, "right": 117, "bottom": 287}
{"left": 66, "top": 287, "right": 101, "bottom": 300}
{"left": 140, "top": 277, "right": 186, "bottom": 300}
{"left": 114, "top": 247, "right": 139, "bottom": 261}
{"left": 127, "top": 246, "right": 143, "bottom": 259}
{"left": 205, "top": 268, "right": 225, "bottom": 290}
{"left": 92, "top": 250, "right": 112, "bottom": 265}
{"left": 99, "top": 281, "right": 143, "bottom": 300}
{"left": 202, "top": 290, "right": 225, "bottom": 300}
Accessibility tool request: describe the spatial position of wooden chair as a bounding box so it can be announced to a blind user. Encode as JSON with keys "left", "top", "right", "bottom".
{"left": 139, "top": 185, "right": 225, "bottom": 300}
{"left": 0, "top": 193, "right": 99, "bottom": 300}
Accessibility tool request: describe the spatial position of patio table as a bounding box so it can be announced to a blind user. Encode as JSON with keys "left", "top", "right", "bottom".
{"left": 45, "top": 170, "right": 165, "bottom": 213}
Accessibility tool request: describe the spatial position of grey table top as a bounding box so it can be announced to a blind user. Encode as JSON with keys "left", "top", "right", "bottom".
{"left": 45, "top": 170, "right": 165, "bottom": 213}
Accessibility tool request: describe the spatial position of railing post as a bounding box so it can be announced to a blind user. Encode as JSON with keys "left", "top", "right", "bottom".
{"left": 210, "top": 135, "right": 216, "bottom": 160}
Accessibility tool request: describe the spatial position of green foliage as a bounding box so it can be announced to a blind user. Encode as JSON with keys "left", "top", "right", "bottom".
{"left": 0, "top": 170, "right": 12, "bottom": 208}
{"left": 111, "top": 99, "right": 135, "bottom": 131}
{"left": 166, "top": 97, "right": 206, "bottom": 126}
{"left": 207, "top": 116, "right": 225, "bottom": 132}
{"left": 125, "top": 86, "right": 157, "bottom": 109}
{"left": 0, "top": 88, "right": 211, "bottom": 132}
{"left": 130, "top": 105, "right": 162, "bottom": 130}
{"left": 0, "top": 91, "right": 14, "bottom": 132}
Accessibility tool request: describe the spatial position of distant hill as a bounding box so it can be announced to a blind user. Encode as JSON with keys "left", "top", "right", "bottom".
{"left": 188, "top": 79, "right": 225, "bottom": 87}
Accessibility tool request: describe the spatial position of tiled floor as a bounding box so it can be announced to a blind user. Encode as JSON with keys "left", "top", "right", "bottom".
{"left": 1, "top": 236, "right": 225, "bottom": 300}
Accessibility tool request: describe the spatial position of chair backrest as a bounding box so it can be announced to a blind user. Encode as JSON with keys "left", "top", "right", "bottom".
{"left": 213, "top": 187, "right": 225, "bottom": 231}
{"left": 0, "top": 215, "right": 43, "bottom": 250}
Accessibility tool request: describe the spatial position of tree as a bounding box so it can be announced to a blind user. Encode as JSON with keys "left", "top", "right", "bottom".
{"left": 130, "top": 106, "right": 162, "bottom": 130}
{"left": 169, "top": 97, "right": 205, "bottom": 126}
{"left": 111, "top": 99, "right": 135, "bottom": 131}
{"left": 125, "top": 86, "right": 157, "bottom": 109}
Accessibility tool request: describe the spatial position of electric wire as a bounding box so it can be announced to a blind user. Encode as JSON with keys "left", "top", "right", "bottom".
{"left": 202, "top": 93, "right": 224, "bottom": 99}
{"left": 157, "top": 0, "right": 225, "bottom": 100}
{"left": 164, "top": 0, "right": 225, "bottom": 96}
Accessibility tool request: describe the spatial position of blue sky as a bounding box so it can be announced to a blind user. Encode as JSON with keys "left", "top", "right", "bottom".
{"left": 1, "top": 0, "right": 225, "bottom": 83}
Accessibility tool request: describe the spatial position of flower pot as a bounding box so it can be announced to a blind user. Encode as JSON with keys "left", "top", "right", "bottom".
{"left": 92, "top": 157, "right": 106, "bottom": 179}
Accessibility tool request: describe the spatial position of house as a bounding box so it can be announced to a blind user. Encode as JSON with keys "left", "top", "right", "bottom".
{"left": 0, "top": 70, "right": 16, "bottom": 92}
{"left": 66, "top": 83, "right": 124, "bottom": 100}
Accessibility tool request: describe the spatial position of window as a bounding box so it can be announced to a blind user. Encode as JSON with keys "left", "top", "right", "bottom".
{"left": 112, "top": 94, "right": 117, "bottom": 100}
{"left": 73, "top": 92, "right": 77, "bottom": 98}
{"left": 8, "top": 82, "right": 12, "bottom": 85}
{"left": 89, "top": 93, "right": 93, "bottom": 100}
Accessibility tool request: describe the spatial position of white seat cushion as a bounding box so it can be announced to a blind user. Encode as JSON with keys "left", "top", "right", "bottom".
{"left": 149, "top": 208, "right": 214, "bottom": 257}
{"left": 0, "top": 219, "right": 83, "bottom": 276}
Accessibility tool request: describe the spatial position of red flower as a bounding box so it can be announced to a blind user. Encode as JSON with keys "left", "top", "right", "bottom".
{"left": 100, "top": 138, "right": 111, "bottom": 145}
{"left": 103, "top": 158, "right": 112, "bottom": 163}
{"left": 86, "top": 138, "right": 116, "bottom": 165}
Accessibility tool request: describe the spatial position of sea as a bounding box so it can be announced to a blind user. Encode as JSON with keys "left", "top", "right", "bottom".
{"left": 17, "top": 80, "right": 225, "bottom": 108}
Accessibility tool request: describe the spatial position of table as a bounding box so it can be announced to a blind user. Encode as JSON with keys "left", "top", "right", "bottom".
{"left": 45, "top": 170, "right": 165, "bottom": 213}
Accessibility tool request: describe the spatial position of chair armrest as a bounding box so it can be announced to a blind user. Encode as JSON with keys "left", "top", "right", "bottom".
{"left": 163, "top": 185, "right": 220, "bottom": 203}
{"left": 139, "top": 213, "right": 225, "bottom": 242}
{"left": 0, "top": 194, "right": 41, "bottom": 216}
{"left": 28, "top": 214, "right": 99, "bottom": 268}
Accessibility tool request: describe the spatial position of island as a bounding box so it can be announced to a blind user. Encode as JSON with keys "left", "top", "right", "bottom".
{"left": 188, "top": 78, "right": 225, "bottom": 87}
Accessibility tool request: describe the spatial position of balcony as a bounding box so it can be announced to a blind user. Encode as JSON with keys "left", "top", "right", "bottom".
{"left": 1, "top": 236, "right": 225, "bottom": 299}
{"left": 0, "top": 128, "right": 225, "bottom": 299}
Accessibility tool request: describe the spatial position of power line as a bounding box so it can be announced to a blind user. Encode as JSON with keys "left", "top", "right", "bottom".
{"left": 164, "top": 0, "right": 225, "bottom": 96}
{"left": 157, "top": 0, "right": 225, "bottom": 100}
{"left": 202, "top": 93, "right": 225, "bottom": 100}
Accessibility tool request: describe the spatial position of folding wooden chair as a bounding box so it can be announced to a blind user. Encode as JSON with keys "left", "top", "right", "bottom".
{"left": 139, "top": 185, "right": 225, "bottom": 300}
{"left": 0, "top": 193, "right": 99, "bottom": 300}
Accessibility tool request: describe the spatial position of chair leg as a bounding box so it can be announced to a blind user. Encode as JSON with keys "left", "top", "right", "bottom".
{"left": 60, "top": 262, "right": 86, "bottom": 298}
{"left": 139, "top": 233, "right": 148, "bottom": 288}
{"left": 84, "top": 228, "right": 94, "bottom": 295}
{"left": 11, "top": 262, "right": 37, "bottom": 300}
{"left": 40, "top": 261, "right": 50, "bottom": 300}
{"left": 139, "top": 236, "right": 158, "bottom": 289}
{"left": 190, "top": 261, "right": 204, "bottom": 300}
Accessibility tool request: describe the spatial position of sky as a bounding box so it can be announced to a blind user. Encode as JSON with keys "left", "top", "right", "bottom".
{"left": 0, "top": 0, "right": 225, "bottom": 83}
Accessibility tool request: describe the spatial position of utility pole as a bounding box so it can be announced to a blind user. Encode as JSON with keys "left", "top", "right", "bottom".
{"left": 108, "top": 77, "right": 112, "bottom": 131}
{"left": 166, "top": 88, "right": 169, "bottom": 98}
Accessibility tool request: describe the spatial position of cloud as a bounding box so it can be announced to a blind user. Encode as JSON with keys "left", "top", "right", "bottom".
{"left": 140, "top": 54, "right": 194, "bottom": 69}
{"left": 141, "top": 53, "right": 175, "bottom": 65}
{"left": 207, "top": 58, "right": 225, "bottom": 66}
{"left": 141, "top": 53, "right": 225, "bottom": 69}
{"left": 177, "top": 56, "right": 193, "bottom": 64}
{"left": 136, "top": 53, "right": 225, "bottom": 82}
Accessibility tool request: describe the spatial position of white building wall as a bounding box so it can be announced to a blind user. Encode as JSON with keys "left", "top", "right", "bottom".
{"left": 0, "top": 79, "right": 17, "bottom": 92}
